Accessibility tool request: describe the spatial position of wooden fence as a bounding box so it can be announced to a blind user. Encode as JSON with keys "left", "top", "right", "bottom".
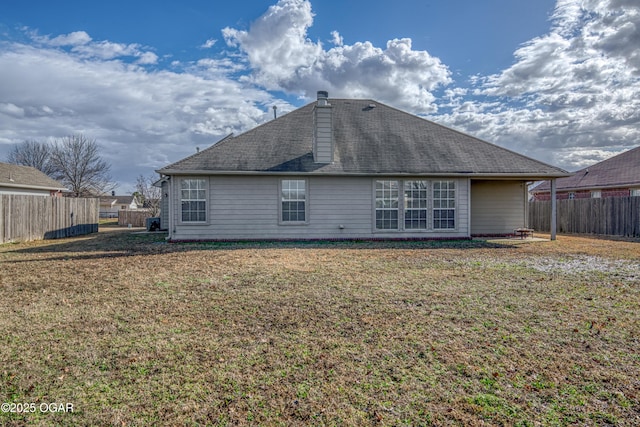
{"left": 0, "top": 195, "right": 99, "bottom": 243}
{"left": 118, "top": 210, "right": 153, "bottom": 227}
{"left": 529, "top": 196, "right": 640, "bottom": 237}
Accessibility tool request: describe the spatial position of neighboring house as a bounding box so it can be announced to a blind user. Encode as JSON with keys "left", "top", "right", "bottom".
{"left": 531, "top": 145, "right": 640, "bottom": 200}
{"left": 0, "top": 162, "right": 66, "bottom": 196}
{"left": 99, "top": 194, "right": 139, "bottom": 218}
{"left": 157, "top": 91, "right": 569, "bottom": 241}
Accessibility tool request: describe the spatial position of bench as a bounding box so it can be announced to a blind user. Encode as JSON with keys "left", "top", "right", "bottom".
{"left": 514, "top": 228, "right": 534, "bottom": 239}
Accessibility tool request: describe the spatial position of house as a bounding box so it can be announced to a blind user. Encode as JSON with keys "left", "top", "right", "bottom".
{"left": 99, "top": 194, "right": 140, "bottom": 218}
{"left": 531, "top": 145, "right": 640, "bottom": 200}
{"left": 157, "top": 91, "right": 569, "bottom": 241}
{"left": 0, "top": 162, "right": 66, "bottom": 196}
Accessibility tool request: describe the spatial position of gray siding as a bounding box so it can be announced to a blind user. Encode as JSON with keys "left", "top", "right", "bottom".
{"left": 470, "top": 180, "right": 527, "bottom": 235}
{"left": 0, "top": 186, "right": 52, "bottom": 196}
{"left": 169, "top": 176, "right": 470, "bottom": 240}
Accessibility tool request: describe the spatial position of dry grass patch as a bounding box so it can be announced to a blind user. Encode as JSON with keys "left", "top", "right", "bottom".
{"left": 0, "top": 231, "right": 638, "bottom": 426}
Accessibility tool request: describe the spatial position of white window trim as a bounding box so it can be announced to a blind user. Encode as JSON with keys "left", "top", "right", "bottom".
{"left": 278, "top": 178, "right": 309, "bottom": 226}
{"left": 404, "top": 180, "right": 429, "bottom": 230}
{"left": 372, "top": 179, "right": 458, "bottom": 233}
{"left": 178, "top": 177, "right": 209, "bottom": 225}
{"left": 432, "top": 180, "right": 457, "bottom": 231}
{"left": 374, "top": 180, "right": 400, "bottom": 231}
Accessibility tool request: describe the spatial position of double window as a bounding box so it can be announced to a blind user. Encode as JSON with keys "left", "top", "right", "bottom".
{"left": 181, "top": 178, "right": 207, "bottom": 222}
{"left": 375, "top": 180, "right": 456, "bottom": 231}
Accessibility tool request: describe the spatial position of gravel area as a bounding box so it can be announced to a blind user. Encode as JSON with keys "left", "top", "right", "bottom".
{"left": 518, "top": 255, "right": 640, "bottom": 281}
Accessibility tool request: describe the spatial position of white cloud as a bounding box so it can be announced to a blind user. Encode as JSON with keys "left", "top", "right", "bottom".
{"left": 330, "top": 30, "right": 343, "bottom": 46}
{"left": 137, "top": 51, "right": 159, "bottom": 65}
{"left": 201, "top": 38, "right": 217, "bottom": 49}
{"left": 0, "top": 103, "right": 25, "bottom": 118}
{"left": 71, "top": 40, "right": 147, "bottom": 61}
{"left": 436, "top": 0, "right": 640, "bottom": 171}
{"left": 222, "top": 0, "right": 451, "bottom": 112}
{"left": 39, "top": 30, "right": 92, "bottom": 47}
{"left": 0, "top": 39, "right": 283, "bottom": 192}
{"left": 222, "top": 0, "right": 322, "bottom": 86}
{"left": 558, "top": 147, "right": 629, "bottom": 168}
{"left": 31, "top": 30, "right": 159, "bottom": 64}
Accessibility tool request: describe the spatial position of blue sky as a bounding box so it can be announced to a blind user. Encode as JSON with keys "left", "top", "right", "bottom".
{"left": 1, "top": 0, "right": 639, "bottom": 193}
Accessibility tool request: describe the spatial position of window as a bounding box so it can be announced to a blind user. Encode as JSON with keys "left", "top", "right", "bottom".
{"left": 281, "top": 179, "right": 306, "bottom": 222}
{"left": 404, "top": 180, "right": 428, "bottom": 229}
{"left": 181, "top": 179, "right": 206, "bottom": 222}
{"left": 375, "top": 180, "right": 399, "bottom": 230}
{"left": 433, "top": 180, "right": 456, "bottom": 229}
{"left": 632, "top": 188, "right": 640, "bottom": 197}
{"left": 568, "top": 192, "right": 575, "bottom": 200}
{"left": 375, "top": 179, "right": 457, "bottom": 231}
{"left": 591, "top": 190, "right": 601, "bottom": 198}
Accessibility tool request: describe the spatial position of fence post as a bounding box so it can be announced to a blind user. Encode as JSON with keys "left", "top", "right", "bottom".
{"left": 550, "top": 179, "right": 557, "bottom": 240}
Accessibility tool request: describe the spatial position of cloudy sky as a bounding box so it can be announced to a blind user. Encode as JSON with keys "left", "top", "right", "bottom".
{"left": 1, "top": 0, "right": 639, "bottom": 193}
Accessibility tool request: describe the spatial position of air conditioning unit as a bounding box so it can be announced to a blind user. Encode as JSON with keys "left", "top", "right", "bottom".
{"left": 146, "top": 217, "right": 160, "bottom": 231}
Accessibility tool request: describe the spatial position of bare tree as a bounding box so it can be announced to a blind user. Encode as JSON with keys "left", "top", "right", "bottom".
{"left": 134, "top": 174, "right": 162, "bottom": 217}
{"left": 6, "top": 140, "right": 56, "bottom": 176}
{"left": 49, "top": 134, "right": 115, "bottom": 197}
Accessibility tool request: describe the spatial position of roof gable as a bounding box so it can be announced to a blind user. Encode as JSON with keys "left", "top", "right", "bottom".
{"left": 159, "top": 98, "right": 568, "bottom": 178}
{"left": 533, "top": 145, "right": 640, "bottom": 192}
{"left": 100, "top": 195, "right": 136, "bottom": 205}
{"left": 115, "top": 195, "right": 135, "bottom": 205}
{"left": 0, "top": 162, "right": 66, "bottom": 191}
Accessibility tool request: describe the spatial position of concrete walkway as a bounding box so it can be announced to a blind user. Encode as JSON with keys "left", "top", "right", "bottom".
{"left": 478, "top": 236, "right": 549, "bottom": 244}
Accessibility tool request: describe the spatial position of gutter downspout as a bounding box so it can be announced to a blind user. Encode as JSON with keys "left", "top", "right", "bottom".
{"left": 168, "top": 176, "right": 174, "bottom": 240}
{"left": 524, "top": 181, "right": 530, "bottom": 229}
{"left": 467, "top": 178, "right": 472, "bottom": 238}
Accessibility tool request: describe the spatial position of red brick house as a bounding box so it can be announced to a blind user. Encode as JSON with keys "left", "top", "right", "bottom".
{"left": 531, "top": 146, "right": 640, "bottom": 201}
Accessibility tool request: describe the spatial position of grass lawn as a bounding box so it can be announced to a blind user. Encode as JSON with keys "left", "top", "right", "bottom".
{"left": 0, "top": 230, "right": 638, "bottom": 426}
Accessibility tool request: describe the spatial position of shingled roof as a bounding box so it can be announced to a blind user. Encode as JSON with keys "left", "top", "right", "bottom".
{"left": 99, "top": 195, "right": 136, "bottom": 206}
{"left": 159, "top": 98, "right": 569, "bottom": 178}
{"left": 0, "top": 162, "right": 66, "bottom": 191}
{"left": 533, "top": 145, "right": 640, "bottom": 193}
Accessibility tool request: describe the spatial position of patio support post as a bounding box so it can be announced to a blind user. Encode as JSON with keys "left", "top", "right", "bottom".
{"left": 550, "top": 178, "right": 557, "bottom": 241}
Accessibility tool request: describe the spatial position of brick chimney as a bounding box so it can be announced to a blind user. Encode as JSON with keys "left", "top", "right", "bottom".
{"left": 313, "top": 91, "right": 333, "bottom": 163}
